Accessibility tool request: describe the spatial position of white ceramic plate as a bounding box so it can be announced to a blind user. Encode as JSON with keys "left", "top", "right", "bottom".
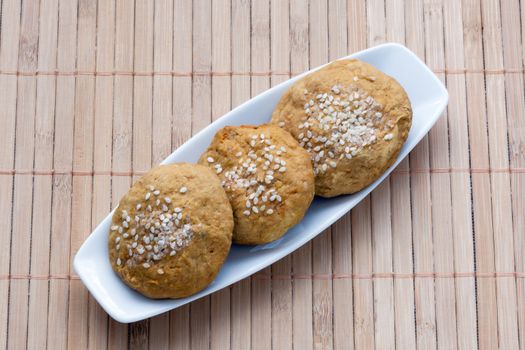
{"left": 74, "top": 43, "right": 448, "bottom": 323}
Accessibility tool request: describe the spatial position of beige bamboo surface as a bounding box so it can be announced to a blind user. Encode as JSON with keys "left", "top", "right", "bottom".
{"left": 0, "top": 0, "right": 524, "bottom": 348}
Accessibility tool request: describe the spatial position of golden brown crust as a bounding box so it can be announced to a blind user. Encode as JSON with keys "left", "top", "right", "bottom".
{"left": 271, "top": 59, "right": 412, "bottom": 197}
{"left": 108, "top": 163, "right": 233, "bottom": 299}
{"left": 198, "top": 124, "right": 315, "bottom": 245}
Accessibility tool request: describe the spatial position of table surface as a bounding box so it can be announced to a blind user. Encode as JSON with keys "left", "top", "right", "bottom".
{"left": 1, "top": 0, "right": 524, "bottom": 349}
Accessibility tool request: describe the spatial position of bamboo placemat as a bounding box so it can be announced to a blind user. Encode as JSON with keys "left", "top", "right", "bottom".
{"left": 0, "top": 0, "right": 524, "bottom": 349}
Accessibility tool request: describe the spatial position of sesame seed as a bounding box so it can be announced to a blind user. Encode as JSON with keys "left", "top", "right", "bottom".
{"left": 136, "top": 204, "right": 142, "bottom": 210}
{"left": 179, "top": 187, "right": 188, "bottom": 193}
{"left": 111, "top": 225, "right": 119, "bottom": 231}
{"left": 278, "top": 121, "right": 285, "bottom": 127}
{"left": 207, "top": 157, "right": 215, "bottom": 163}
{"left": 266, "top": 208, "right": 274, "bottom": 215}
{"left": 143, "top": 263, "right": 150, "bottom": 268}
{"left": 157, "top": 269, "right": 164, "bottom": 275}
{"left": 164, "top": 197, "right": 171, "bottom": 203}
{"left": 297, "top": 85, "right": 384, "bottom": 172}
{"left": 384, "top": 133, "right": 393, "bottom": 141}
{"left": 153, "top": 190, "right": 160, "bottom": 196}
{"left": 204, "top": 131, "right": 288, "bottom": 220}
{"left": 116, "top": 258, "right": 122, "bottom": 266}
{"left": 145, "top": 192, "right": 151, "bottom": 200}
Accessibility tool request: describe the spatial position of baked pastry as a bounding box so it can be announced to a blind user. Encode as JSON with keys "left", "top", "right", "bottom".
{"left": 198, "top": 124, "right": 315, "bottom": 245}
{"left": 108, "top": 163, "right": 233, "bottom": 299}
{"left": 271, "top": 59, "right": 412, "bottom": 197}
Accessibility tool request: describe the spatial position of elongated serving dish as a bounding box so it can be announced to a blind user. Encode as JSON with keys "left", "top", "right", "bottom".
{"left": 74, "top": 43, "right": 448, "bottom": 323}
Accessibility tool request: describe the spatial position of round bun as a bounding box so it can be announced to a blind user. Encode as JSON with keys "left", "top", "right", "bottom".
{"left": 198, "top": 124, "right": 315, "bottom": 245}
{"left": 271, "top": 59, "right": 412, "bottom": 197}
{"left": 108, "top": 163, "right": 233, "bottom": 299}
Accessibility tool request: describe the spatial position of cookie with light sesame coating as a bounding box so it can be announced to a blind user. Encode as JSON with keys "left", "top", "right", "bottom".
{"left": 198, "top": 124, "right": 315, "bottom": 245}
{"left": 271, "top": 59, "right": 412, "bottom": 197}
{"left": 108, "top": 163, "right": 233, "bottom": 299}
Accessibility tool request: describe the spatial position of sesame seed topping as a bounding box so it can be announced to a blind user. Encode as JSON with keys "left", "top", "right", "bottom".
{"left": 179, "top": 187, "right": 188, "bottom": 193}
{"left": 204, "top": 131, "right": 288, "bottom": 217}
{"left": 207, "top": 157, "right": 215, "bottom": 163}
{"left": 157, "top": 268, "right": 164, "bottom": 274}
{"left": 111, "top": 185, "right": 196, "bottom": 269}
{"left": 295, "top": 83, "right": 389, "bottom": 174}
{"left": 116, "top": 258, "right": 122, "bottom": 266}
{"left": 384, "top": 133, "right": 393, "bottom": 141}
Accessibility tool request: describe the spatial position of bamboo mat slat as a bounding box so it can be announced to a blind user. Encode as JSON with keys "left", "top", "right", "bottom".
{"left": 210, "top": 0, "right": 232, "bottom": 348}
{"left": 0, "top": 0, "right": 19, "bottom": 348}
{"left": 269, "top": 1, "right": 292, "bottom": 349}
{"left": 1, "top": 0, "right": 524, "bottom": 349}
{"left": 251, "top": 2, "right": 272, "bottom": 349}
{"left": 289, "top": 1, "right": 314, "bottom": 349}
